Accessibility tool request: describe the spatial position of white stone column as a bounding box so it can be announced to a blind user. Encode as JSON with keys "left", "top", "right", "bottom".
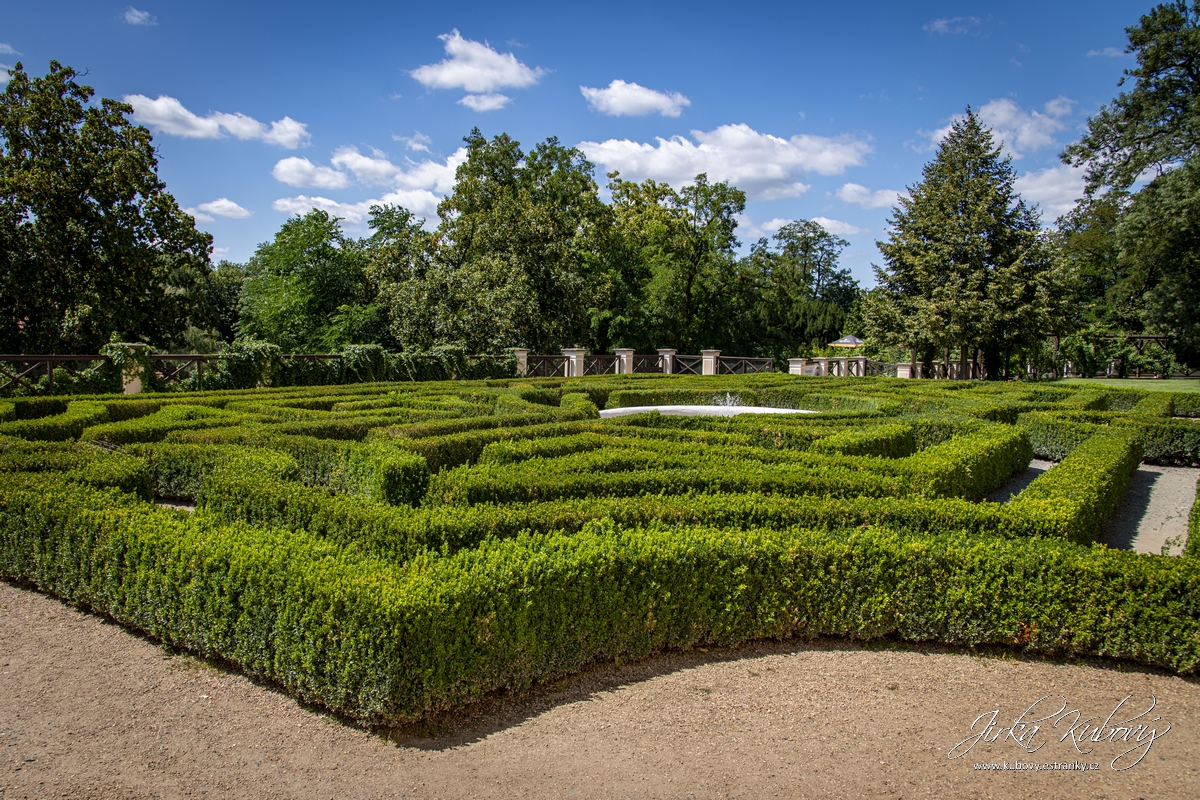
{"left": 656, "top": 348, "right": 676, "bottom": 375}
{"left": 814, "top": 357, "right": 829, "bottom": 376}
{"left": 834, "top": 357, "right": 848, "bottom": 376}
{"left": 788, "top": 358, "right": 807, "bottom": 376}
{"left": 113, "top": 342, "right": 150, "bottom": 394}
{"left": 514, "top": 348, "right": 530, "bottom": 377}
{"left": 852, "top": 356, "right": 866, "bottom": 376}
{"left": 701, "top": 349, "right": 721, "bottom": 376}
{"left": 896, "top": 363, "right": 912, "bottom": 379}
{"left": 614, "top": 348, "right": 635, "bottom": 375}
{"left": 913, "top": 361, "right": 923, "bottom": 379}
{"left": 561, "top": 347, "right": 586, "bottom": 378}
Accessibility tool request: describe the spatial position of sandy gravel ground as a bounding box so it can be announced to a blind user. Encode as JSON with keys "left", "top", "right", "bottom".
{"left": 1104, "top": 465, "right": 1198, "bottom": 555}
{"left": 2, "top": 580, "right": 1198, "bottom": 800}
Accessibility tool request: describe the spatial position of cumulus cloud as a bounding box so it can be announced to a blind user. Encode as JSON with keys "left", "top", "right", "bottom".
{"left": 394, "top": 131, "right": 432, "bottom": 152}
{"left": 125, "top": 95, "right": 310, "bottom": 148}
{"left": 579, "top": 123, "right": 871, "bottom": 201}
{"left": 1015, "top": 164, "right": 1086, "bottom": 219}
{"left": 919, "top": 97, "right": 1074, "bottom": 158}
{"left": 185, "top": 198, "right": 252, "bottom": 223}
{"left": 458, "top": 92, "right": 511, "bottom": 112}
{"left": 836, "top": 182, "right": 904, "bottom": 209}
{"left": 273, "top": 190, "right": 444, "bottom": 226}
{"left": 812, "top": 217, "right": 866, "bottom": 236}
{"left": 411, "top": 29, "right": 543, "bottom": 106}
{"left": 123, "top": 7, "right": 157, "bottom": 25}
{"left": 272, "top": 147, "right": 468, "bottom": 227}
{"left": 580, "top": 80, "right": 690, "bottom": 117}
{"left": 1087, "top": 46, "right": 1126, "bottom": 57}
{"left": 271, "top": 157, "right": 352, "bottom": 189}
{"left": 923, "top": 16, "right": 981, "bottom": 35}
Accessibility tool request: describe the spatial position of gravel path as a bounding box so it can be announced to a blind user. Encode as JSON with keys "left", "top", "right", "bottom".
{"left": 1104, "top": 466, "right": 1198, "bottom": 555}
{"left": 3, "top": 580, "right": 1199, "bottom": 799}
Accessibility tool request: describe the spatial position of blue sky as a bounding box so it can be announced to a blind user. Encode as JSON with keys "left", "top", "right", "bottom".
{"left": 3, "top": 1, "right": 1146, "bottom": 284}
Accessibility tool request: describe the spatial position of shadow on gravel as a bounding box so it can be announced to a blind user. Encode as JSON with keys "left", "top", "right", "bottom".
{"left": 1105, "top": 468, "right": 1159, "bottom": 550}
{"left": 378, "top": 637, "right": 1193, "bottom": 752}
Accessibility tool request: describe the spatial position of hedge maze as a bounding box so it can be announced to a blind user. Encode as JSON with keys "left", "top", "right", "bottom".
{"left": 1, "top": 375, "right": 1198, "bottom": 726}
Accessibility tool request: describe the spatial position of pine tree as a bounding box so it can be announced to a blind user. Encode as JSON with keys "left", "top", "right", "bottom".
{"left": 864, "top": 109, "right": 1058, "bottom": 378}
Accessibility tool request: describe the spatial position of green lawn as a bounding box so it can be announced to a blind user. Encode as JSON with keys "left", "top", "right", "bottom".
{"left": 1051, "top": 377, "right": 1200, "bottom": 393}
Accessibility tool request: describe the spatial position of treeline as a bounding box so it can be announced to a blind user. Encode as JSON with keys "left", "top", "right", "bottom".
{"left": 208, "top": 133, "right": 860, "bottom": 361}
{"left": 3, "top": 1, "right": 1199, "bottom": 379}
{"left": 0, "top": 65, "right": 858, "bottom": 361}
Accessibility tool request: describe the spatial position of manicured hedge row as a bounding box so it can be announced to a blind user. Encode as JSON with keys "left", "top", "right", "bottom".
{"left": 2, "top": 478, "right": 1197, "bottom": 729}
{"left": 1020, "top": 410, "right": 1200, "bottom": 464}
{"left": 0, "top": 401, "right": 111, "bottom": 441}
{"left": 82, "top": 404, "right": 246, "bottom": 445}
{"left": 810, "top": 422, "right": 916, "bottom": 458}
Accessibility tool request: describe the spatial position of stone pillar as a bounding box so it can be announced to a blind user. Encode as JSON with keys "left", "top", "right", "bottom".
{"left": 913, "top": 361, "right": 923, "bottom": 379}
{"left": 111, "top": 342, "right": 151, "bottom": 394}
{"left": 788, "top": 358, "right": 807, "bottom": 376}
{"left": 834, "top": 357, "right": 848, "bottom": 377}
{"left": 701, "top": 349, "right": 721, "bottom": 376}
{"left": 896, "top": 363, "right": 912, "bottom": 379}
{"left": 561, "top": 347, "right": 586, "bottom": 378}
{"left": 852, "top": 356, "right": 866, "bottom": 377}
{"left": 814, "top": 357, "right": 829, "bottom": 377}
{"left": 514, "top": 348, "right": 530, "bottom": 377}
{"left": 614, "top": 348, "right": 635, "bottom": 375}
{"left": 656, "top": 349, "right": 676, "bottom": 375}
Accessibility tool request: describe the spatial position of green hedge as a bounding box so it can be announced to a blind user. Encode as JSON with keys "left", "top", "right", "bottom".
{"left": 0, "top": 401, "right": 110, "bottom": 441}
{"left": 1009, "top": 430, "right": 1143, "bottom": 545}
{"left": 810, "top": 422, "right": 916, "bottom": 458}
{"left": 2, "top": 478, "right": 1198, "bottom": 729}
{"left": 1185, "top": 473, "right": 1200, "bottom": 558}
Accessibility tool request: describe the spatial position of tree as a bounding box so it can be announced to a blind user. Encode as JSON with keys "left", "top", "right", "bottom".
{"left": 1117, "top": 157, "right": 1200, "bottom": 363}
{"left": 1063, "top": 1, "right": 1200, "bottom": 193}
{"left": 379, "top": 130, "right": 611, "bottom": 353}
{"left": 237, "top": 209, "right": 374, "bottom": 351}
{"left": 865, "top": 110, "right": 1057, "bottom": 378}
{"left": 608, "top": 173, "right": 746, "bottom": 352}
{"left": 743, "top": 220, "right": 858, "bottom": 356}
{"left": 0, "top": 61, "right": 212, "bottom": 353}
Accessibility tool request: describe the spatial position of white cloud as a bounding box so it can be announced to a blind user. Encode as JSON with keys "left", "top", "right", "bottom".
{"left": 272, "top": 189, "right": 443, "bottom": 226}
{"left": 0, "top": 44, "right": 20, "bottom": 55}
{"left": 579, "top": 123, "right": 870, "bottom": 201}
{"left": 125, "top": 95, "right": 310, "bottom": 148}
{"left": 1015, "top": 164, "right": 1086, "bottom": 219}
{"left": 272, "top": 147, "right": 468, "bottom": 226}
{"left": 0, "top": 65, "right": 9, "bottom": 85}
{"left": 123, "top": 7, "right": 157, "bottom": 25}
{"left": 923, "top": 16, "right": 981, "bottom": 35}
{"left": 271, "top": 157, "right": 351, "bottom": 189}
{"left": 411, "top": 29, "right": 543, "bottom": 94}
{"left": 394, "top": 132, "right": 432, "bottom": 152}
{"left": 812, "top": 217, "right": 866, "bottom": 236}
{"left": 919, "top": 97, "right": 1074, "bottom": 158}
{"left": 458, "top": 92, "right": 511, "bottom": 112}
{"left": 836, "top": 182, "right": 904, "bottom": 209}
{"left": 196, "top": 198, "right": 252, "bottom": 219}
{"left": 580, "top": 80, "right": 690, "bottom": 117}
{"left": 1087, "top": 46, "right": 1126, "bottom": 58}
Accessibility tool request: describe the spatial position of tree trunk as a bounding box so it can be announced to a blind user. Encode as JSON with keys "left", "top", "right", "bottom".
{"left": 959, "top": 342, "right": 969, "bottom": 380}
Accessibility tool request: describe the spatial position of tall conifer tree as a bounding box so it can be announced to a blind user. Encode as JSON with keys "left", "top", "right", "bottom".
{"left": 864, "top": 109, "right": 1057, "bottom": 377}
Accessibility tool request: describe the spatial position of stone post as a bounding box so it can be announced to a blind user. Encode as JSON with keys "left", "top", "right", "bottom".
{"left": 111, "top": 342, "right": 151, "bottom": 394}
{"left": 561, "top": 347, "right": 586, "bottom": 378}
{"left": 614, "top": 348, "right": 635, "bottom": 375}
{"left": 701, "top": 349, "right": 721, "bottom": 376}
{"left": 788, "top": 358, "right": 807, "bottom": 376}
{"left": 852, "top": 356, "right": 866, "bottom": 377}
{"left": 514, "top": 348, "right": 530, "bottom": 377}
{"left": 814, "top": 357, "right": 829, "bottom": 377}
{"left": 656, "top": 348, "right": 676, "bottom": 375}
{"left": 913, "top": 361, "right": 923, "bottom": 379}
{"left": 896, "top": 363, "right": 912, "bottom": 379}
{"left": 834, "top": 357, "right": 849, "bottom": 377}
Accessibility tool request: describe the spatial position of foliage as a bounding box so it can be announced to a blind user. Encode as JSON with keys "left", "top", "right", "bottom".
{"left": 0, "top": 62, "right": 212, "bottom": 353}
{"left": 864, "top": 110, "right": 1062, "bottom": 378}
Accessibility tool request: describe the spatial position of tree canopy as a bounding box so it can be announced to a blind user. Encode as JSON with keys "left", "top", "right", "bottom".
{"left": 0, "top": 61, "right": 212, "bottom": 353}
{"left": 864, "top": 110, "right": 1059, "bottom": 376}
